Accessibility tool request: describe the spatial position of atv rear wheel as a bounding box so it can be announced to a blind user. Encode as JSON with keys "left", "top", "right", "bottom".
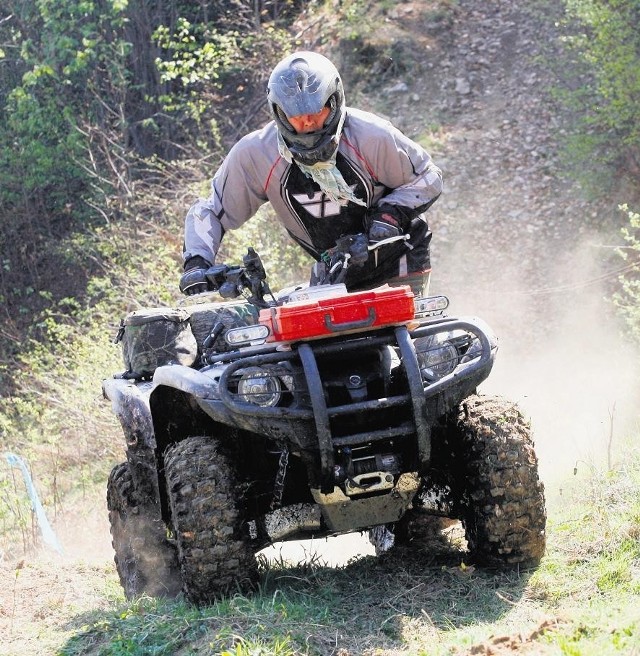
{"left": 455, "top": 395, "right": 546, "bottom": 567}
{"left": 164, "top": 436, "right": 257, "bottom": 605}
{"left": 107, "top": 463, "right": 181, "bottom": 598}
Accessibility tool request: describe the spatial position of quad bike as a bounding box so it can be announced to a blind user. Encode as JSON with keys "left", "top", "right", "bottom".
{"left": 104, "top": 234, "right": 546, "bottom": 604}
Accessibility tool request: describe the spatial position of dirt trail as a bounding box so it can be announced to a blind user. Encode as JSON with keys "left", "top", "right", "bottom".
{"left": 0, "top": 490, "right": 117, "bottom": 655}
{"left": 1, "top": 2, "right": 638, "bottom": 654}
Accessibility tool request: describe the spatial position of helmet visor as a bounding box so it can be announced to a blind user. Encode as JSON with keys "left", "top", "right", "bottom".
{"left": 276, "top": 94, "right": 338, "bottom": 149}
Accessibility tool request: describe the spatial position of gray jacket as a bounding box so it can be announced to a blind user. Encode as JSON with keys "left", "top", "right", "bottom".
{"left": 183, "top": 107, "right": 442, "bottom": 265}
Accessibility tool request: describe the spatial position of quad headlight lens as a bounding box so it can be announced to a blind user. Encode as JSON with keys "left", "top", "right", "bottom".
{"left": 225, "top": 324, "right": 270, "bottom": 346}
{"left": 414, "top": 335, "right": 459, "bottom": 380}
{"left": 237, "top": 367, "right": 282, "bottom": 407}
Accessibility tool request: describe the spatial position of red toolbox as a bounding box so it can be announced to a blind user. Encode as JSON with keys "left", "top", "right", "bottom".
{"left": 259, "top": 285, "right": 415, "bottom": 342}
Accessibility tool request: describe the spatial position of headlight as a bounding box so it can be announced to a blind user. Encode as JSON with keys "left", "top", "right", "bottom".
{"left": 414, "top": 335, "right": 459, "bottom": 380}
{"left": 225, "top": 324, "right": 270, "bottom": 347}
{"left": 414, "top": 295, "right": 449, "bottom": 317}
{"left": 237, "top": 367, "right": 282, "bottom": 407}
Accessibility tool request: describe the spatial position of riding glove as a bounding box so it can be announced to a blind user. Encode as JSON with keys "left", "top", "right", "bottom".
{"left": 180, "top": 256, "right": 212, "bottom": 295}
{"left": 366, "top": 205, "right": 410, "bottom": 243}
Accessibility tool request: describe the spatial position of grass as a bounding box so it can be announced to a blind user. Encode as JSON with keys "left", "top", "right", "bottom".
{"left": 59, "top": 560, "right": 525, "bottom": 655}
{"left": 31, "top": 454, "right": 638, "bottom": 656}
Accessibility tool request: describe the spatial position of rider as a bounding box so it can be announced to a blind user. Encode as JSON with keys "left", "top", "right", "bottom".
{"left": 180, "top": 50, "right": 442, "bottom": 296}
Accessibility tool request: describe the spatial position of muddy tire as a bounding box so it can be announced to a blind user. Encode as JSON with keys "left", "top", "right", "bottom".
{"left": 454, "top": 394, "right": 546, "bottom": 567}
{"left": 107, "top": 463, "right": 181, "bottom": 598}
{"left": 164, "top": 436, "right": 257, "bottom": 605}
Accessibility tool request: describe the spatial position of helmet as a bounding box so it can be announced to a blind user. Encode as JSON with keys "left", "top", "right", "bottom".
{"left": 267, "top": 51, "right": 346, "bottom": 166}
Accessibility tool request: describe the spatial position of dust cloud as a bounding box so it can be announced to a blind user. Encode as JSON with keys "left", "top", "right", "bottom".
{"left": 438, "top": 232, "right": 640, "bottom": 492}
{"left": 46, "top": 487, "right": 114, "bottom": 565}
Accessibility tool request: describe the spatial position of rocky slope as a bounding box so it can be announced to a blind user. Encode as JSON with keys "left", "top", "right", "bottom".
{"left": 381, "top": 1, "right": 605, "bottom": 287}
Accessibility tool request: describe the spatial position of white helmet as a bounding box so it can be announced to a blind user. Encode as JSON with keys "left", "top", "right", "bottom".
{"left": 267, "top": 51, "right": 346, "bottom": 165}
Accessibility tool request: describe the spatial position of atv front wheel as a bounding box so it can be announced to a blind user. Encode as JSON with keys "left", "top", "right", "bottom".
{"left": 455, "top": 395, "right": 546, "bottom": 567}
{"left": 107, "top": 463, "right": 181, "bottom": 598}
{"left": 164, "top": 436, "right": 257, "bottom": 605}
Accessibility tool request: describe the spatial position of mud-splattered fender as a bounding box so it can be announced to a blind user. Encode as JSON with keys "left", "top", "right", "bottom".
{"left": 103, "top": 378, "right": 156, "bottom": 450}
{"left": 102, "top": 378, "right": 160, "bottom": 502}
{"left": 151, "top": 364, "right": 222, "bottom": 400}
{"left": 103, "top": 365, "right": 222, "bottom": 452}
{"left": 103, "top": 366, "right": 225, "bottom": 511}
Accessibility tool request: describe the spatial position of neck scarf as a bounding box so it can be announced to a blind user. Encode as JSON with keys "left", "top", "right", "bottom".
{"left": 277, "top": 131, "right": 366, "bottom": 208}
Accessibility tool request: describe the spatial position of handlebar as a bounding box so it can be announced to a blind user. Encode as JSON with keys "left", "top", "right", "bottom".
{"left": 200, "top": 232, "right": 411, "bottom": 307}
{"left": 316, "top": 232, "right": 411, "bottom": 286}
{"left": 203, "top": 247, "right": 275, "bottom": 309}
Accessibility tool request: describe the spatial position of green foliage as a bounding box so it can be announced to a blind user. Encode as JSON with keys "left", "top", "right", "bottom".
{"left": 0, "top": 0, "right": 302, "bottom": 358}
{"left": 0, "top": 0, "right": 274, "bottom": 338}
{"left": 0, "top": 0, "right": 135, "bottom": 351}
{"left": 0, "top": 0, "right": 132, "bottom": 206}
{"left": 154, "top": 18, "right": 240, "bottom": 122}
{"left": 153, "top": 14, "right": 292, "bottom": 153}
{"left": 559, "top": 0, "right": 640, "bottom": 185}
{"left": 613, "top": 204, "right": 640, "bottom": 340}
{"left": 0, "top": 83, "right": 86, "bottom": 210}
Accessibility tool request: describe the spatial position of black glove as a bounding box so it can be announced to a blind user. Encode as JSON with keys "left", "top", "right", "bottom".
{"left": 366, "top": 205, "right": 409, "bottom": 243}
{"left": 179, "top": 256, "right": 212, "bottom": 295}
{"left": 346, "top": 233, "right": 369, "bottom": 266}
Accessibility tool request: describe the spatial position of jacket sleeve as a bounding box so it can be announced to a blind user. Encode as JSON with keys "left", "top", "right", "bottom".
{"left": 367, "top": 120, "right": 443, "bottom": 217}
{"left": 183, "top": 135, "right": 269, "bottom": 265}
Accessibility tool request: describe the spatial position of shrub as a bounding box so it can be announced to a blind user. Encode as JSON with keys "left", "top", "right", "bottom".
{"left": 559, "top": 0, "right": 640, "bottom": 187}
{"left": 614, "top": 204, "right": 640, "bottom": 340}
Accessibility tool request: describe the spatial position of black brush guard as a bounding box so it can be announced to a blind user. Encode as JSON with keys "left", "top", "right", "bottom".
{"left": 200, "top": 318, "right": 494, "bottom": 492}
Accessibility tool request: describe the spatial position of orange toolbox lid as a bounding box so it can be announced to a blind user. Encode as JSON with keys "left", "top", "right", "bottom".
{"left": 259, "top": 284, "right": 415, "bottom": 342}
